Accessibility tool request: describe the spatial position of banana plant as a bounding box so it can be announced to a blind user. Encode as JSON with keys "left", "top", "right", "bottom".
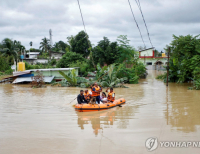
{"left": 59, "top": 69, "right": 77, "bottom": 86}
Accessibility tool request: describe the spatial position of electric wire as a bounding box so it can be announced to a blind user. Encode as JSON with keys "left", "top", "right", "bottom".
{"left": 135, "top": 0, "right": 153, "bottom": 47}
{"left": 128, "top": 0, "right": 146, "bottom": 48}
{"left": 76, "top": 0, "right": 95, "bottom": 65}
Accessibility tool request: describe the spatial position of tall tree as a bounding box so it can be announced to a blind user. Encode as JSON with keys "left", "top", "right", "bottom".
{"left": 67, "top": 31, "right": 91, "bottom": 57}
{"left": 0, "top": 38, "right": 19, "bottom": 62}
{"left": 52, "top": 41, "right": 69, "bottom": 52}
{"left": 116, "top": 35, "right": 137, "bottom": 64}
{"left": 92, "top": 37, "right": 119, "bottom": 66}
{"left": 39, "top": 37, "right": 50, "bottom": 53}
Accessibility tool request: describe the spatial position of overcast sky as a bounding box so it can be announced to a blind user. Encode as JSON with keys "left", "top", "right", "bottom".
{"left": 0, "top": 0, "right": 199, "bottom": 51}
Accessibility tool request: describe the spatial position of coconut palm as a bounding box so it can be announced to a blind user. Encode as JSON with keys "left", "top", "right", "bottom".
{"left": 39, "top": 37, "right": 50, "bottom": 53}
{"left": 0, "top": 38, "right": 19, "bottom": 62}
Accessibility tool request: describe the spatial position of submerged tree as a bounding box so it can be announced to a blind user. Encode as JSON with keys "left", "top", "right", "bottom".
{"left": 31, "top": 70, "right": 45, "bottom": 88}
{"left": 160, "top": 34, "right": 200, "bottom": 90}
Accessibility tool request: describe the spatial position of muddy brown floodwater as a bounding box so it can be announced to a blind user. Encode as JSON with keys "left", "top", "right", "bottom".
{"left": 0, "top": 70, "right": 200, "bottom": 154}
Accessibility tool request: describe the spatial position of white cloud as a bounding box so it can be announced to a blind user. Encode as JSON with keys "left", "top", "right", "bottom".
{"left": 0, "top": 0, "right": 200, "bottom": 51}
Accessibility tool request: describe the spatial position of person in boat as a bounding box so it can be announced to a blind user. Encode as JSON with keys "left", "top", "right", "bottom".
{"left": 106, "top": 87, "right": 115, "bottom": 103}
{"left": 84, "top": 89, "right": 91, "bottom": 103}
{"left": 92, "top": 83, "right": 102, "bottom": 104}
{"left": 100, "top": 92, "right": 107, "bottom": 103}
{"left": 89, "top": 97, "right": 96, "bottom": 105}
{"left": 77, "top": 90, "right": 88, "bottom": 104}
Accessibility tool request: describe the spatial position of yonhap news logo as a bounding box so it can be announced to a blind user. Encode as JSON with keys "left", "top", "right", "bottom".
{"left": 145, "top": 137, "right": 158, "bottom": 151}
{"left": 145, "top": 137, "right": 200, "bottom": 152}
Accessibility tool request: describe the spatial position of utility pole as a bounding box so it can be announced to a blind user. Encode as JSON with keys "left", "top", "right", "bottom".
{"left": 166, "top": 47, "right": 170, "bottom": 86}
{"left": 144, "top": 54, "right": 146, "bottom": 65}
{"left": 29, "top": 41, "right": 32, "bottom": 59}
{"left": 49, "top": 29, "right": 53, "bottom": 59}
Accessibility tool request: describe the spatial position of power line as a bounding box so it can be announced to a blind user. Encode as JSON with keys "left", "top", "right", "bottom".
{"left": 76, "top": 0, "right": 95, "bottom": 66}
{"left": 77, "top": 0, "right": 87, "bottom": 33}
{"left": 135, "top": 0, "right": 153, "bottom": 47}
{"left": 128, "top": 0, "right": 146, "bottom": 48}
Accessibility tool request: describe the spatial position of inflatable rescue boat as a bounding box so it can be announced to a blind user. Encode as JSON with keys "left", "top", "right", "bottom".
{"left": 75, "top": 98, "right": 126, "bottom": 112}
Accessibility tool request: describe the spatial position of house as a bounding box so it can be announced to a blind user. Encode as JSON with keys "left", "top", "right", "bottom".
{"left": 24, "top": 52, "right": 48, "bottom": 64}
{"left": 51, "top": 51, "right": 65, "bottom": 60}
{"left": 138, "top": 47, "right": 168, "bottom": 70}
{"left": 11, "top": 67, "right": 79, "bottom": 83}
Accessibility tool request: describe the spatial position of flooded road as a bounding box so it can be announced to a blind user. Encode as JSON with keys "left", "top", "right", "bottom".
{"left": 0, "top": 70, "right": 200, "bottom": 154}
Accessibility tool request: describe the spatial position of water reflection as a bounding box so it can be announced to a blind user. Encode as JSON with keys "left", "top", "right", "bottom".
{"left": 76, "top": 104, "right": 139, "bottom": 136}
{"left": 164, "top": 84, "right": 200, "bottom": 133}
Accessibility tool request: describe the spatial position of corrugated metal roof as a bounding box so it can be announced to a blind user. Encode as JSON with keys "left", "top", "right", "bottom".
{"left": 30, "top": 68, "right": 79, "bottom": 72}
{"left": 13, "top": 70, "right": 31, "bottom": 76}
{"left": 29, "top": 52, "right": 40, "bottom": 55}
{"left": 13, "top": 76, "right": 54, "bottom": 84}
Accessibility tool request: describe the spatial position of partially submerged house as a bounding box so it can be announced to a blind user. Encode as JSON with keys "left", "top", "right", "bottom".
{"left": 0, "top": 68, "right": 79, "bottom": 84}
{"left": 138, "top": 48, "right": 168, "bottom": 70}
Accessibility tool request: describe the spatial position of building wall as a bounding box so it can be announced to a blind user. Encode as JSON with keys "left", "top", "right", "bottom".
{"left": 29, "top": 54, "right": 38, "bottom": 59}
{"left": 35, "top": 59, "right": 48, "bottom": 64}
{"left": 139, "top": 58, "right": 168, "bottom": 65}
{"left": 32, "top": 68, "right": 79, "bottom": 79}
{"left": 24, "top": 59, "right": 48, "bottom": 64}
{"left": 51, "top": 53, "right": 63, "bottom": 59}
{"left": 140, "top": 49, "right": 154, "bottom": 57}
{"left": 139, "top": 58, "right": 168, "bottom": 70}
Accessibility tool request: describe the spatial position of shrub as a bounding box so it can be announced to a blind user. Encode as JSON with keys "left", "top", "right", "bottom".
{"left": 56, "top": 51, "right": 85, "bottom": 68}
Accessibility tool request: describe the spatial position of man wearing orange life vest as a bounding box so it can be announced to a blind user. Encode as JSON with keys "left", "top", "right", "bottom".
{"left": 106, "top": 87, "right": 115, "bottom": 102}
{"left": 84, "top": 90, "right": 91, "bottom": 103}
{"left": 92, "top": 83, "right": 102, "bottom": 104}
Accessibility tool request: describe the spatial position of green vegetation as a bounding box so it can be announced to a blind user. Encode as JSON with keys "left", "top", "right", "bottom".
{"left": 158, "top": 34, "right": 200, "bottom": 90}
{"left": 1, "top": 31, "right": 147, "bottom": 86}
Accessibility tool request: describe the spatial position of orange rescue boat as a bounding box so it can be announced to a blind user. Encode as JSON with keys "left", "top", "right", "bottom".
{"left": 75, "top": 98, "right": 126, "bottom": 112}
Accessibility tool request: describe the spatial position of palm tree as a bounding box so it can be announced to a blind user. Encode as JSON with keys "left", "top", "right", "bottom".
{"left": 0, "top": 38, "right": 19, "bottom": 62}
{"left": 39, "top": 37, "right": 50, "bottom": 53}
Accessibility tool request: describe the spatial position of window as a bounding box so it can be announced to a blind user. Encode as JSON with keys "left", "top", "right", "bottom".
{"left": 146, "top": 62, "right": 152, "bottom": 65}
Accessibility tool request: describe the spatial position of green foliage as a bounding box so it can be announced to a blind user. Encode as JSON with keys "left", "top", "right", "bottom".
{"left": 52, "top": 41, "right": 69, "bottom": 52}
{"left": 116, "top": 62, "right": 146, "bottom": 84}
{"left": 39, "top": 37, "right": 50, "bottom": 53}
{"left": 59, "top": 69, "right": 78, "bottom": 86}
{"left": 154, "top": 49, "right": 162, "bottom": 57}
{"left": 50, "top": 58, "right": 57, "bottom": 66}
{"left": 56, "top": 51, "right": 85, "bottom": 68}
{"left": 92, "top": 37, "right": 120, "bottom": 66}
{"left": 38, "top": 52, "right": 49, "bottom": 59}
{"left": 24, "top": 61, "right": 55, "bottom": 70}
{"left": 91, "top": 35, "right": 137, "bottom": 66}
{"left": 0, "top": 55, "right": 11, "bottom": 72}
{"left": 98, "top": 64, "right": 128, "bottom": 87}
{"left": 165, "top": 34, "right": 200, "bottom": 89}
{"left": 4, "top": 68, "right": 13, "bottom": 75}
{"left": 0, "top": 38, "right": 24, "bottom": 62}
{"left": 67, "top": 31, "right": 91, "bottom": 57}
{"left": 116, "top": 35, "right": 137, "bottom": 64}
{"left": 69, "top": 60, "right": 95, "bottom": 77}
{"left": 156, "top": 74, "right": 166, "bottom": 80}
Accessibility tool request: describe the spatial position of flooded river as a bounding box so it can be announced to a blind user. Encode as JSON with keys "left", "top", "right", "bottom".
{"left": 0, "top": 70, "right": 200, "bottom": 154}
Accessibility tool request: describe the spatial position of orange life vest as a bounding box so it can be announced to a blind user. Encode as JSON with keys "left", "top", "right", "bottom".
{"left": 92, "top": 86, "right": 100, "bottom": 97}
{"left": 84, "top": 91, "right": 90, "bottom": 100}
{"left": 107, "top": 91, "right": 115, "bottom": 102}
